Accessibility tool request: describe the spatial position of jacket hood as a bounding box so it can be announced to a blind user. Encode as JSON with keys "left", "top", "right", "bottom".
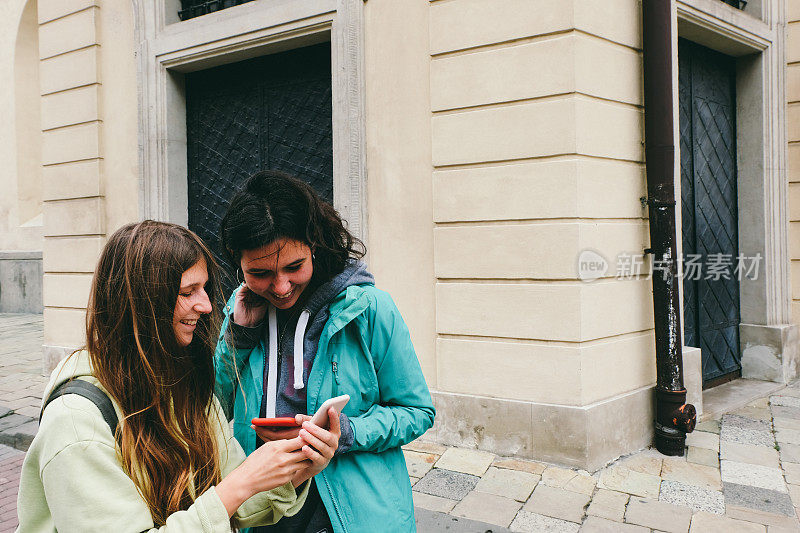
{"left": 303, "top": 259, "right": 374, "bottom": 317}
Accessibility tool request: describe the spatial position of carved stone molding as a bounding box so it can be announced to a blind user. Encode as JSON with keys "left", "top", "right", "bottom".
{"left": 676, "top": 0, "right": 789, "bottom": 326}
{"left": 132, "top": 0, "right": 367, "bottom": 241}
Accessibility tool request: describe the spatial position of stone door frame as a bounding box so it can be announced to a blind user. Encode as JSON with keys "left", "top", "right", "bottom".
{"left": 674, "top": 0, "right": 796, "bottom": 390}
{"left": 132, "top": 0, "right": 367, "bottom": 241}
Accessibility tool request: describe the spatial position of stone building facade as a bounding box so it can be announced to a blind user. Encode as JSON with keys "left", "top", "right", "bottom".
{"left": 1, "top": 0, "right": 798, "bottom": 470}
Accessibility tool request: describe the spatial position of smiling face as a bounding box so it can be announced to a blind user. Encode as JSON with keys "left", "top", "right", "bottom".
{"left": 240, "top": 238, "right": 314, "bottom": 310}
{"left": 173, "top": 258, "right": 212, "bottom": 347}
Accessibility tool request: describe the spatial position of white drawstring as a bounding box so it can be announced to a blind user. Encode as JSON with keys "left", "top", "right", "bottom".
{"left": 293, "top": 310, "right": 310, "bottom": 390}
{"left": 266, "top": 306, "right": 278, "bottom": 418}
{"left": 266, "top": 306, "right": 310, "bottom": 417}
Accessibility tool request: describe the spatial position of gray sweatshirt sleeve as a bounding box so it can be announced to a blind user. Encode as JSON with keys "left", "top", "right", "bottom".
{"left": 335, "top": 413, "right": 355, "bottom": 455}
{"left": 224, "top": 315, "right": 264, "bottom": 349}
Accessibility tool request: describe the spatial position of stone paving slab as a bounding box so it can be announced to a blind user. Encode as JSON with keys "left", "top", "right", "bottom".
{"left": 772, "top": 396, "right": 800, "bottom": 409}
{"left": 403, "top": 449, "right": 436, "bottom": 478}
{"left": 776, "top": 429, "right": 800, "bottom": 445}
{"left": 561, "top": 473, "right": 596, "bottom": 496}
{"left": 773, "top": 417, "right": 800, "bottom": 431}
{"left": 721, "top": 425, "right": 775, "bottom": 447}
{"left": 413, "top": 468, "right": 480, "bottom": 501}
{"left": 474, "top": 466, "right": 539, "bottom": 502}
{"left": 586, "top": 488, "right": 629, "bottom": 522}
{"left": 779, "top": 443, "right": 800, "bottom": 463}
{"left": 723, "top": 414, "right": 773, "bottom": 430}
{"left": 689, "top": 511, "right": 766, "bottom": 532}
{"left": 661, "top": 456, "right": 722, "bottom": 491}
{"left": 509, "top": 511, "right": 579, "bottom": 533}
{"left": 686, "top": 446, "right": 719, "bottom": 468}
{"left": 0, "top": 415, "right": 37, "bottom": 452}
{"left": 721, "top": 460, "right": 788, "bottom": 493}
{"left": 492, "top": 457, "right": 547, "bottom": 475}
{"left": 541, "top": 465, "right": 580, "bottom": 487}
{"left": 0, "top": 444, "right": 24, "bottom": 532}
{"left": 540, "top": 465, "right": 596, "bottom": 495}
{"left": 788, "top": 483, "right": 800, "bottom": 507}
{"left": 768, "top": 525, "right": 800, "bottom": 533}
{"left": 624, "top": 497, "right": 692, "bottom": 533}
{"left": 412, "top": 491, "right": 457, "bottom": 513}
{"left": 451, "top": 491, "right": 522, "bottom": 528}
{"left": 581, "top": 515, "right": 648, "bottom": 532}
{"left": 616, "top": 454, "right": 663, "bottom": 477}
{"left": 522, "top": 484, "right": 590, "bottom": 523}
{"left": 434, "top": 447, "right": 495, "bottom": 477}
{"left": 783, "top": 462, "right": 800, "bottom": 485}
{"left": 732, "top": 406, "right": 773, "bottom": 422}
{"left": 658, "top": 480, "right": 725, "bottom": 514}
{"left": 685, "top": 431, "right": 719, "bottom": 451}
{"left": 721, "top": 441, "right": 781, "bottom": 468}
{"left": 402, "top": 440, "right": 448, "bottom": 456}
{"left": 771, "top": 405, "right": 800, "bottom": 421}
{"left": 415, "top": 508, "right": 513, "bottom": 533}
{"left": 695, "top": 419, "right": 721, "bottom": 434}
{"left": 597, "top": 466, "right": 661, "bottom": 499}
{"left": 725, "top": 506, "right": 800, "bottom": 529}
{"left": 722, "top": 482, "right": 796, "bottom": 516}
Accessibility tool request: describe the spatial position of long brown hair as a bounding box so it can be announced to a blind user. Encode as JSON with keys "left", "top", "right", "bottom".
{"left": 86, "top": 220, "right": 222, "bottom": 525}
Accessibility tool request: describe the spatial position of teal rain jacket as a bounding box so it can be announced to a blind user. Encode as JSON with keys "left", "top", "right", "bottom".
{"left": 214, "top": 283, "right": 435, "bottom": 533}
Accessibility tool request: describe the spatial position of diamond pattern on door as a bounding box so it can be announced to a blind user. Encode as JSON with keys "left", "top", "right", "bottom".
{"left": 678, "top": 39, "right": 740, "bottom": 385}
{"left": 186, "top": 43, "right": 333, "bottom": 297}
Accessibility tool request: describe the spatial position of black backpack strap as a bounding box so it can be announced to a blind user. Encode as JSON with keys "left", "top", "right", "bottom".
{"left": 40, "top": 379, "right": 118, "bottom": 435}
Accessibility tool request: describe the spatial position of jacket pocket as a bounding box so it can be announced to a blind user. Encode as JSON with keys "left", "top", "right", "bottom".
{"left": 327, "top": 342, "right": 379, "bottom": 415}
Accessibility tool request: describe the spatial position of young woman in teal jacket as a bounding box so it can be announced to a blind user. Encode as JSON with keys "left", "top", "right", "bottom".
{"left": 214, "top": 171, "right": 435, "bottom": 533}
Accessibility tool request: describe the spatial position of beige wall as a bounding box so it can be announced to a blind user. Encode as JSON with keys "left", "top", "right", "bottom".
{"left": 0, "top": 0, "right": 43, "bottom": 251}
{"left": 364, "top": 1, "right": 437, "bottom": 385}
{"left": 39, "top": 0, "right": 139, "bottom": 360}
{"left": 429, "top": 0, "right": 652, "bottom": 408}
{"left": 789, "top": 2, "right": 800, "bottom": 321}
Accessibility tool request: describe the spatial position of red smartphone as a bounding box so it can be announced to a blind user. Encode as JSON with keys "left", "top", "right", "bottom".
{"left": 251, "top": 417, "right": 300, "bottom": 428}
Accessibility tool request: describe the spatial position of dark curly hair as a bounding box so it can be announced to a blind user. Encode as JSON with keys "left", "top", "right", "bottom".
{"left": 220, "top": 170, "right": 365, "bottom": 285}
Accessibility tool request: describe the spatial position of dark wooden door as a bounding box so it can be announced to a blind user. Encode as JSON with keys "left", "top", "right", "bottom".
{"left": 185, "top": 43, "right": 333, "bottom": 296}
{"left": 679, "top": 39, "right": 740, "bottom": 386}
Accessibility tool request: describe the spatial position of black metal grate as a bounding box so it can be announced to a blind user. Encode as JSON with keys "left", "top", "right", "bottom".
{"left": 185, "top": 43, "right": 333, "bottom": 298}
{"left": 178, "top": 0, "right": 256, "bottom": 21}
{"left": 720, "top": 0, "right": 746, "bottom": 9}
{"left": 679, "top": 39, "right": 740, "bottom": 385}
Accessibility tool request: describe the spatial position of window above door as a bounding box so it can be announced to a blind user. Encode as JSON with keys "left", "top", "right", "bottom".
{"left": 178, "top": 0, "right": 257, "bottom": 21}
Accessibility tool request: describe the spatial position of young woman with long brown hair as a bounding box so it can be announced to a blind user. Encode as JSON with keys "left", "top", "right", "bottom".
{"left": 17, "top": 221, "right": 340, "bottom": 532}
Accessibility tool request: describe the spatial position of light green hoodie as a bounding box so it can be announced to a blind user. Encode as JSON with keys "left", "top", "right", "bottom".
{"left": 16, "top": 351, "right": 308, "bottom": 532}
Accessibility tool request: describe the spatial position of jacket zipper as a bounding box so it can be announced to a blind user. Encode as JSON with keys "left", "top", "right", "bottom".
{"left": 322, "top": 455, "right": 347, "bottom": 532}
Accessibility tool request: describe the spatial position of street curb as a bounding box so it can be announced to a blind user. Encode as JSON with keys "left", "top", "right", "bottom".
{"left": 0, "top": 405, "right": 37, "bottom": 452}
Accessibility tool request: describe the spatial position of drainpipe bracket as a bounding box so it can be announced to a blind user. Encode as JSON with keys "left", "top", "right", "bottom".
{"left": 645, "top": 198, "right": 676, "bottom": 208}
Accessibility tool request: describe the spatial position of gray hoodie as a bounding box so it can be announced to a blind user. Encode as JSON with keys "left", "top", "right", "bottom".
{"left": 227, "top": 260, "right": 375, "bottom": 453}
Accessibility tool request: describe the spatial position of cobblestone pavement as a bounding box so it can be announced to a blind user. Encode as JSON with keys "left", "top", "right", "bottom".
{"left": 0, "top": 313, "right": 45, "bottom": 532}
{"left": 3, "top": 314, "right": 800, "bottom": 531}
{"left": 0, "top": 445, "right": 24, "bottom": 533}
{"left": 406, "top": 390, "right": 800, "bottom": 532}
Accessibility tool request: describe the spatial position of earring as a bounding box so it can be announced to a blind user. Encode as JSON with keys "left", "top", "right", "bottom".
{"left": 236, "top": 268, "right": 244, "bottom": 285}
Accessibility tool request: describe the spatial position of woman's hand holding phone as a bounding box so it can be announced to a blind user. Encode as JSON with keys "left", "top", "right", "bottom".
{"left": 233, "top": 281, "right": 267, "bottom": 327}
{"left": 292, "top": 407, "right": 341, "bottom": 485}
{"left": 217, "top": 436, "right": 308, "bottom": 517}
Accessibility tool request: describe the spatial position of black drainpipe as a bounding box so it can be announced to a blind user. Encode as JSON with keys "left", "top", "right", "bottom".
{"left": 642, "top": 0, "right": 696, "bottom": 456}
